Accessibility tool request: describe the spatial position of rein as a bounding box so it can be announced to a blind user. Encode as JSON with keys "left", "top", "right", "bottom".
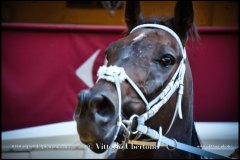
{"left": 96, "top": 24, "right": 230, "bottom": 159}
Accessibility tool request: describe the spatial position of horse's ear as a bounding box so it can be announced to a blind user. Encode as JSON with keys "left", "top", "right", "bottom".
{"left": 173, "top": 1, "right": 194, "bottom": 43}
{"left": 125, "top": 1, "right": 144, "bottom": 29}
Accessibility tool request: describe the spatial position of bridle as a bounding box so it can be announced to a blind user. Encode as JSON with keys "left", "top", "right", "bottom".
{"left": 96, "top": 24, "right": 230, "bottom": 159}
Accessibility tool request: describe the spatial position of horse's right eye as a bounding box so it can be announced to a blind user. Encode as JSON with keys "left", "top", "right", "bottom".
{"left": 159, "top": 54, "right": 175, "bottom": 67}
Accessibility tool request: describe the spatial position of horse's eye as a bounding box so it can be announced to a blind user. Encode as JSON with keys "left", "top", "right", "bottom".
{"left": 159, "top": 54, "right": 175, "bottom": 67}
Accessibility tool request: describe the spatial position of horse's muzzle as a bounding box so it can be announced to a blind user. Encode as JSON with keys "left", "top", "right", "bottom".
{"left": 75, "top": 89, "right": 116, "bottom": 123}
{"left": 74, "top": 89, "right": 117, "bottom": 151}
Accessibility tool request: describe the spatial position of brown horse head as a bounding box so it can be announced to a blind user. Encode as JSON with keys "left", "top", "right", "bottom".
{"left": 75, "top": 1, "right": 200, "bottom": 158}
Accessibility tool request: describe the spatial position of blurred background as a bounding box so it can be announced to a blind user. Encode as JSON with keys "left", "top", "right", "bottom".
{"left": 1, "top": 1, "right": 238, "bottom": 26}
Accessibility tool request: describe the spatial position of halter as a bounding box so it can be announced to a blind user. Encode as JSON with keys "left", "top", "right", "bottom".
{"left": 96, "top": 24, "right": 230, "bottom": 159}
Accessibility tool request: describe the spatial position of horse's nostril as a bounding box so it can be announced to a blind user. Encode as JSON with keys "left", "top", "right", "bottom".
{"left": 76, "top": 90, "right": 115, "bottom": 124}
{"left": 95, "top": 98, "right": 106, "bottom": 114}
{"left": 90, "top": 95, "right": 115, "bottom": 118}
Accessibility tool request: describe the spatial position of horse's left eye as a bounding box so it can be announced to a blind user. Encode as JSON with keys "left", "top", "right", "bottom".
{"left": 159, "top": 54, "right": 175, "bottom": 67}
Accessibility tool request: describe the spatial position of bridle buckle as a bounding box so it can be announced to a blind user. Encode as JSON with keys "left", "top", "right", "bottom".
{"left": 122, "top": 114, "right": 139, "bottom": 135}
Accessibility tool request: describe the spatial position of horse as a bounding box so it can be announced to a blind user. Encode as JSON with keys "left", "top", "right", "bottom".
{"left": 74, "top": 1, "right": 230, "bottom": 159}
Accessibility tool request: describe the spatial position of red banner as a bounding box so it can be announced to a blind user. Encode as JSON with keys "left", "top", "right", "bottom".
{"left": 2, "top": 23, "right": 238, "bottom": 131}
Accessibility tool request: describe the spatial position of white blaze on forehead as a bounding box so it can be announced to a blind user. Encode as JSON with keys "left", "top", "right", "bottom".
{"left": 133, "top": 33, "right": 146, "bottom": 41}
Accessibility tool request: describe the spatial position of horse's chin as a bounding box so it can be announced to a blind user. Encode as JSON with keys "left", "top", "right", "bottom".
{"left": 87, "top": 143, "right": 108, "bottom": 153}
{"left": 79, "top": 133, "right": 113, "bottom": 153}
{"left": 81, "top": 127, "right": 125, "bottom": 153}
